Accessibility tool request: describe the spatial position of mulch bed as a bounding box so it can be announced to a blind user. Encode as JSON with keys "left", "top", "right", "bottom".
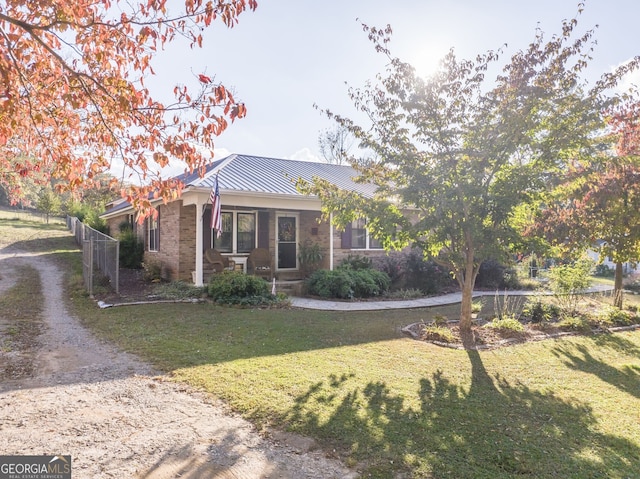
{"left": 94, "top": 268, "right": 159, "bottom": 304}
{"left": 402, "top": 319, "right": 640, "bottom": 350}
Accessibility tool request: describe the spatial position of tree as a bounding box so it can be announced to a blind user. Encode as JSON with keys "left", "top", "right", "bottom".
{"left": 299, "top": 11, "right": 638, "bottom": 335}
{"left": 0, "top": 0, "right": 256, "bottom": 219}
{"left": 36, "top": 186, "right": 61, "bottom": 223}
{"left": 533, "top": 99, "right": 640, "bottom": 309}
{"left": 318, "top": 125, "right": 354, "bottom": 165}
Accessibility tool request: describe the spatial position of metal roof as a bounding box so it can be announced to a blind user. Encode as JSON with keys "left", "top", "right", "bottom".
{"left": 102, "top": 154, "right": 376, "bottom": 217}
{"left": 188, "top": 153, "right": 377, "bottom": 197}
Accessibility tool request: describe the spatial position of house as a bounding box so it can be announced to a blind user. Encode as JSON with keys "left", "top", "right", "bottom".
{"left": 586, "top": 240, "right": 639, "bottom": 275}
{"left": 101, "top": 153, "right": 393, "bottom": 286}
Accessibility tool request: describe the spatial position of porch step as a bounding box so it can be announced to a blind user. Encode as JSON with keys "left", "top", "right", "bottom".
{"left": 275, "top": 280, "right": 305, "bottom": 296}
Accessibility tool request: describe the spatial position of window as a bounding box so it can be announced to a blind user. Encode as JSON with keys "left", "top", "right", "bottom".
{"left": 212, "top": 211, "right": 256, "bottom": 254}
{"left": 351, "top": 218, "right": 382, "bottom": 250}
{"left": 237, "top": 213, "right": 256, "bottom": 253}
{"left": 215, "top": 213, "right": 233, "bottom": 252}
{"left": 148, "top": 215, "right": 159, "bottom": 252}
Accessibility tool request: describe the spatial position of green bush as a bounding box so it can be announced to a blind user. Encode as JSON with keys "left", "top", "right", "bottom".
{"left": 549, "top": 258, "right": 594, "bottom": 314}
{"left": 340, "top": 254, "right": 373, "bottom": 270}
{"left": 208, "top": 271, "right": 279, "bottom": 306}
{"left": 521, "top": 301, "right": 558, "bottom": 323}
{"left": 298, "top": 240, "right": 323, "bottom": 275}
{"left": 142, "top": 260, "right": 162, "bottom": 282}
{"left": 433, "top": 314, "right": 448, "bottom": 326}
{"left": 306, "top": 268, "right": 391, "bottom": 299}
{"left": 557, "top": 315, "right": 593, "bottom": 333}
{"left": 604, "top": 307, "right": 636, "bottom": 326}
{"left": 421, "top": 325, "right": 454, "bottom": 343}
{"left": 352, "top": 269, "right": 390, "bottom": 297}
{"left": 594, "top": 264, "right": 615, "bottom": 278}
{"left": 306, "top": 270, "right": 354, "bottom": 299}
{"left": 118, "top": 229, "right": 144, "bottom": 269}
{"left": 484, "top": 316, "right": 525, "bottom": 334}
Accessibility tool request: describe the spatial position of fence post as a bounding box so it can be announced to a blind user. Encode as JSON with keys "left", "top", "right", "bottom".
{"left": 88, "top": 238, "right": 94, "bottom": 296}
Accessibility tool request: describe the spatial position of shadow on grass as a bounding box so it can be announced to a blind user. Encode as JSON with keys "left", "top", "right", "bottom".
{"left": 285, "top": 348, "right": 640, "bottom": 478}
{"left": 551, "top": 334, "right": 640, "bottom": 400}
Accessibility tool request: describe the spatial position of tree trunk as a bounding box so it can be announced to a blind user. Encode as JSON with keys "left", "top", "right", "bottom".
{"left": 459, "top": 245, "right": 477, "bottom": 334}
{"left": 460, "top": 276, "right": 474, "bottom": 332}
{"left": 614, "top": 261, "right": 624, "bottom": 309}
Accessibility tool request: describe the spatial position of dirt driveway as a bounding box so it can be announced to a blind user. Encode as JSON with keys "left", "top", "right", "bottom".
{"left": 0, "top": 249, "right": 356, "bottom": 478}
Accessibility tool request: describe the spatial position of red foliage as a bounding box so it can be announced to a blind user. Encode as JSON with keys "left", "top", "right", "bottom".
{"left": 0, "top": 0, "right": 257, "bottom": 219}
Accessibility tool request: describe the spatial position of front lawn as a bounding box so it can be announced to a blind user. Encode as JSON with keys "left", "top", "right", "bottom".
{"left": 77, "top": 299, "right": 640, "bottom": 478}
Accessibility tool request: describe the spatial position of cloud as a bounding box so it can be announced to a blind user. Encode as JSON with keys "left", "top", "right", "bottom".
{"left": 289, "top": 147, "right": 322, "bottom": 163}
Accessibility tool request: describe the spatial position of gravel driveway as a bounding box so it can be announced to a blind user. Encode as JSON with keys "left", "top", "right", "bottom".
{"left": 0, "top": 249, "right": 356, "bottom": 478}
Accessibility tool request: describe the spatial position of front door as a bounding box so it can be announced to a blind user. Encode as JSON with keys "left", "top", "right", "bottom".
{"left": 277, "top": 214, "right": 298, "bottom": 270}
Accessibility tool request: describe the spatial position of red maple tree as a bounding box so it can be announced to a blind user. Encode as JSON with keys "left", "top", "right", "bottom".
{"left": 533, "top": 98, "right": 640, "bottom": 308}
{"left": 0, "top": 0, "right": 256, "bottom": 218}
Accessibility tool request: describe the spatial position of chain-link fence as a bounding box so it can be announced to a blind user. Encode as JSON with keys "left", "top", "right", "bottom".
{"left": 67, "top": 216, "right": 119, "bottom": 295}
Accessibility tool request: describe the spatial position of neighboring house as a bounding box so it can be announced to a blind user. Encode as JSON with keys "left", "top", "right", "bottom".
{"left": 586, "top": 240, "right": 639, "bottom": 275}
{"left": 101, "top": 153, "right": 393, "bottom": 286}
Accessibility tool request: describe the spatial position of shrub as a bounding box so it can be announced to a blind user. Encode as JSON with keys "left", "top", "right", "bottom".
{"left": 432, "top": 314, "right": 448, "bottom": 326}
{"left": 83, "top": 208, "right": 109, "bottom": 234}
{"left": 484, "top": 316, "right": 525, "bottom": 334}
{"left": 557, "top": 315, "right": 593, "bottom": 333}
{"left": 594, "top": 264, "right": 615, "bottom": 278}
{"left": 208, "top": 271, "right": 271, "bottom": 304}
{"left": 373, "top": 255, "right": 405, "bottom": 287}
{"left": 521, "top": 300, "right": 557, "bottom": 323}
{"left": 306, "top": 268, "right": 391, "bottom": 299}
{"left": 625, "top": 279, "right": 640, "bottom": 293}
{"left": 298, "top": 240, "right": 323, "bottom": 275}
{"left": 404, "top": 250, "right": 453, "bottom": 295}
{"left": 307, "top": 270, "right": 354, "bottom": 299}
{"left": 340, "top": 254, "right": 373, "bottom": 270}
{"left": 421, "top": 325, "right": 454, "bottom": 343}
{"left": 118, "top": 229, "right": 144, "bottom": 269}
{"left": 476, "top": 259, "right": 508, "bottom": 289}
{"left": 471, "top": 299, "right": 483, "bottom": 314}
{"left": 352, "top": 269, "right": 390, "bottom": 297}
{"left": 142, "top": 260, "right": 162, "bottom": 282}
{"left": 603, "top": 307, "right": 635, "bottom": 326}
{"left": 548, "top": 258, "right": 594, "bottom": 313}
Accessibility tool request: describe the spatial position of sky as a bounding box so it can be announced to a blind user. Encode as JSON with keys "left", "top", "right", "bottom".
{"left": 143, "top": 0, "right": 640, "bottom": 178}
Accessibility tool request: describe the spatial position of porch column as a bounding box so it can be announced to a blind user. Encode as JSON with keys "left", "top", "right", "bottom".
{"left": 195, "top": 202, "right": 204, "bottom": 286}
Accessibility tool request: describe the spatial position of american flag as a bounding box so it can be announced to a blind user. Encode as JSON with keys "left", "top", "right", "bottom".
{"left": 210, "top": 174, "right": 222, "bottom": 238}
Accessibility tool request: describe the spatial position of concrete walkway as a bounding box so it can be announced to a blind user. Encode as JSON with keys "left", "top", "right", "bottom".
{"left": 289, "top": 284, "right": 614, "bottom": 311}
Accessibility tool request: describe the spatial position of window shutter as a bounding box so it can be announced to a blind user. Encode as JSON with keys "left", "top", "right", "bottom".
{"left": 156, "top": 207, "right": 160, "bottom": 251}
{"left": 341, "top": 223, "right": 352, "bottom": 249}
{"left": 258, "top": 211, "right": 269, "bottom": 249}
{"left": 203, "top": 205, "right": 212, "bottom": 250}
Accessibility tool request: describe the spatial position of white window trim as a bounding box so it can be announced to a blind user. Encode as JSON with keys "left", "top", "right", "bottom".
{"left": 212, "top": 210, "right": 258, "bottom": 254}
{"left": 148, "top": 217, "right": 159, "bottom": 252}
{"left": 351, "top": 218, "right": 383, "bottom": 251}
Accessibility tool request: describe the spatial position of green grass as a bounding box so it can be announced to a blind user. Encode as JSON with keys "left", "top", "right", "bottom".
{"left": 4, "top": 220, "right": 640, "bottom": 478}
{"left": 77, "top": 302, "right": 640, "bottom": 478}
